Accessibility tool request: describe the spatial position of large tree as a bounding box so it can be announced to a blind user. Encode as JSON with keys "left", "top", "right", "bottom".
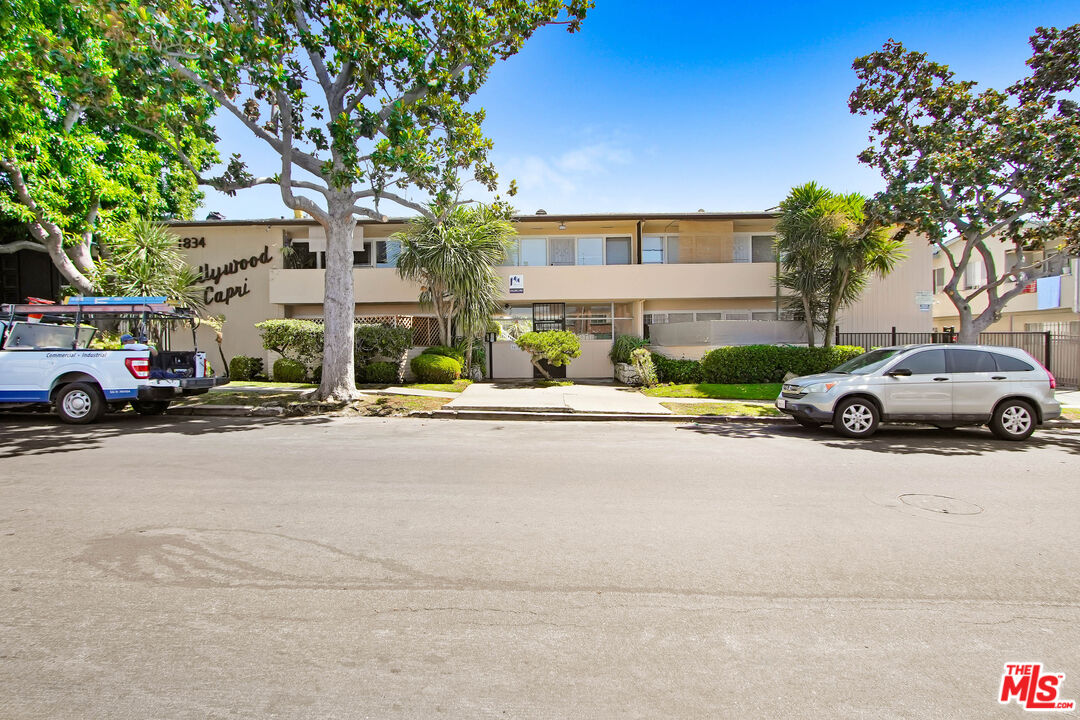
{"left": 394, "top": 203, "right": 515, "bottom": 374}
{"left": 105, "top": 0, "right": 590, "bottom": 400}
{"left": 775, "top": 182, "right": 905, "bottom": 347}
{"left": 0, "top": 0, "right": 213, "bottom": 293}
{"left": 849, "top": 26, "right": 1080, "bottom": 343}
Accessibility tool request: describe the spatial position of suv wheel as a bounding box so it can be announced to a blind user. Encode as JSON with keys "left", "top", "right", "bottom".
{"left": 990, "top": 399, "right": 1036, "bottom": 441}
{"left": 833, "top": 397, "right": 880, "bottom": 438}
{"left": 55, "top": 382, "right": 105, "bottom": 424}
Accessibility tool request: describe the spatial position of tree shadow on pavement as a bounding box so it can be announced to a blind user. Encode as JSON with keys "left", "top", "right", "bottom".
{"left": 677, "top": 421, "right": 1080, "bottom": 457}
{"left": 0, "top": 413, "right": 331, "bottom": 460}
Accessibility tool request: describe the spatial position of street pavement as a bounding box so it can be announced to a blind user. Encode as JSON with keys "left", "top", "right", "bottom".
{"left": 1, "top": 414, "right": 1078, "bottom": 719}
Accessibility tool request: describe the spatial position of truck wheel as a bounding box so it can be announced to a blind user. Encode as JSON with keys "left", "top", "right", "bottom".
{"left": 833, "top": 397, "right": 880, "bottom": 438}
{"left": 55, "top": 383, "right": 105, "bottom": 424}
{"left": 990, "top": 399, "right": 1036, "bottom": 441}
{"left": 132, "top": 401, "right": 171, "bottom": 416}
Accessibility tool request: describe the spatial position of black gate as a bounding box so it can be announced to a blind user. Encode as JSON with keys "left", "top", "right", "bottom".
{"left": 532, "top": 303, "right": 565, "bottom": 332}
{"left": 532, "top": 303, "right": 567, "bottom": 378}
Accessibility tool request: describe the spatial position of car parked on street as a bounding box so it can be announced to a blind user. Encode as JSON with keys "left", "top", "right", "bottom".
{"left": 775, "top": 344, "right": 1061, "bottom": 440}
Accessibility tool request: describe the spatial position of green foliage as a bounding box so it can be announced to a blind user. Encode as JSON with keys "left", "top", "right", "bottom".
{"left": 410, "top": 353, "right": 461, "bottom": 383}
{"left": 228, "top": 355, "right": 264, "bottom": 381}
{"left": 849, "top": 28, "right": 1080, "bottom": 338}
{"left": 94, "top": 220, "right": 207, "bottom": 313}
{"left": 701, "top": 345, "right": 865, "bottom": 384}
{"left": 515, "top": 331, "right": 581, "bottom": 379}
{"left": 630, "top": 347, "right": 658, "bottom": 387}
{"left": 641, "top": 383, "right": 783, "bottom": 401}
{"left": 775, "top": 182, "right": 905, "bottom": 346}
{"left": 355, "top": 323, "right": 412, "bottom": 365}
{"left": 256, "top": 319, "right": 324, "bottom": 367}
{"left": 650, "top": 353, "right": 704, "bottom": 384}
{"left": 359, "top": 361, "right": 400, "bottom": 384}
{"left": 610, "top": 334, "right": 649, "bottom": 364}
{"left": 422, "top": 345, "right": 467, "bottom": 365}
{"left": 272, "top": 357, "right": 308, "bottom": 383}
{"left": 0, "top": 0, "right": 213, "bottom": 293}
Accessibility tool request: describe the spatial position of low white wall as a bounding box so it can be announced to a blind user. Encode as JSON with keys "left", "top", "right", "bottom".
{"left": 649, "top": 320, "right": 808, "bottom": 347}
{"left": 489, "top": 338, "right": 614, "bottom": 379}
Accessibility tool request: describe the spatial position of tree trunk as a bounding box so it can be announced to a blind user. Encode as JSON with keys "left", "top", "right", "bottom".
{"left": 530, "top": 356, "right": 551, "bottom": 380}
{"left": 956, "top": 306, "right": 996, "bottom": 343}
{"left": 66, "top": 241, "right": 96, "bottom": 276}
{"left": 464, "top": 335, "right": 474, "bottom": 377}
{"left": 802, "top": 296, "right": 816, "bottom": 348}
{"left": 317, "top": 209, "right": 359, "bottom": 401}
{"left": 32, "top": 221, "right": 95, "bottom": 295}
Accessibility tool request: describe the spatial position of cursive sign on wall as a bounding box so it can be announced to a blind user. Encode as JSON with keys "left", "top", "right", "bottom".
{"left": 198, "top": 245, "right": 272, "bottom": 305}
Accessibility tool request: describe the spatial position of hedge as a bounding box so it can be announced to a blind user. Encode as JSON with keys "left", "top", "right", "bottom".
{"left": 422, "top": 345, "right": 466, "bottom": 366}
{"left": 411, "top": 353, "right": 461, "bottom": 383}
{"left": 228, "top": 355, "right": 264, "bottom": 381}
{"left": 700, "top": 345, "right": 865, "bottom": 384}
{"left": 360, "top": 361, "right": 399, "bottom": 383}
{"left": 272, "top": 357, "right": 308, "bottom": 383}
{"left": 650, "top": 352, "right": 704, "bottom": 384}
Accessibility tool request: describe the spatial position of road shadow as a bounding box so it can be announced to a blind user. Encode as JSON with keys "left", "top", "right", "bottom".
{"left": 677, "top": 421, "right": 1080, "bottom": 457}
{"left": 0, "top": 413, "right": 331, "bottom": 460}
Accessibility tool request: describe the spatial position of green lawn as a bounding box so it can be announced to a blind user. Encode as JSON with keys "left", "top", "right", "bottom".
{"left": 643, "top": 383, "right": 783, "bottom": 401}
{"left": 1062, "top": 408, "right": 1080, "bottom": 421}
{"left": 222, "top": 380, "right": 317, "bottom": 389}
{"left": 662, "top": 401, "right": 782, "bottom": 417}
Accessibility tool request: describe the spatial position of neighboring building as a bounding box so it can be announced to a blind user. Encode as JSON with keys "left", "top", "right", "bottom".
{"left": 164, "top": 211, "right": 932, "bottom": 379}
{"left": 930, "top": 240, "right": 1080, "bottom": 335}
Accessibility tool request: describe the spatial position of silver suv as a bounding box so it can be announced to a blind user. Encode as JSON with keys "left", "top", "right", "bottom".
{"left": 775, "top": 344, "right": 1061, "bottom": 440}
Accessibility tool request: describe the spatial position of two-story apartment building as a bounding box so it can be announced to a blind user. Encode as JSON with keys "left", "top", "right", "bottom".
{"left": 171, "top": 211, "right": 932, "bottom": 379}
{"left": 930, "top": 240, "right": 1080, "bottom": 335}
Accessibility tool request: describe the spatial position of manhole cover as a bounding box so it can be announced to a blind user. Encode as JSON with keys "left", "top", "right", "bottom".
{"left": 899, "top": 494, "right": 983, "bottom": 515}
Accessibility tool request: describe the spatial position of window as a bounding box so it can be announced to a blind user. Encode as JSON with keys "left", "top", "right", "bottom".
{"left": 667, "top": 312, "right": 694, "bottom": 323}
{"left": 605, "top": 237, "right": 631, "bottom": 265}
{"left": 550, "top": 237, "right": 574, "bottom": 266}
{"left": 667, "top": 237, "right": 680, "bottom": 263}
{"left": 284, "top": 240, "right": 317, "bottom": 269}
{"left": 752, "top": 311, "right": 779, "bottom": 321}
{"left": 577, "top": 237, "right": 603, "bottom": 266}
{"left": 520, "top": 237, "right": 547, "bottom": 266}
{"left": 375, "top": 240, "right": 400, "bottom": 268}
{"left": 991, "top": 353, "right": 1034, "bottom": 372}
{"left": 353, "top": 242, "right": 372, "bottom": 267}
{"left": 963, "top": 260, "right": 986, "bottom": 289}
{"left": 751, "top": 235, "right": 776, "bottom": 263}
{"left": 725, "top": 312, "right": 750, "bottom": 321}
{"left": 695, "top": 312, "right": 724, "bottom": 321}
{"left": 894, "top": 349, "right": 946, "bottom": 375}
{"left": 933, "top": 267, "right": 945, "bottom": 293}
{"left": 947, "top": 349, "right": 996, "bottom": 373}
{"left": 501, "top": 239, "right": 520, "bottom": 266}
{"left": 642, "top": 235, "right": 664, "bottom": 264}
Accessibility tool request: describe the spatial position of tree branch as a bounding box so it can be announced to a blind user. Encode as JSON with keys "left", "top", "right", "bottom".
{"left": 0, "top": 240, "right": 47, "bottom": 254}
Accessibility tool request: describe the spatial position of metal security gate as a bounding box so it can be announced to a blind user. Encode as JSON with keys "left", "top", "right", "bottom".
{"left": 531, "top": 303, "right": 567, "bottom": 378}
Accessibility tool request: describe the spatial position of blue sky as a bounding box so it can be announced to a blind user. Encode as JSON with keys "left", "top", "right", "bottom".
{"left": 199, "top": 0, "right": 1080, "bottom": 220}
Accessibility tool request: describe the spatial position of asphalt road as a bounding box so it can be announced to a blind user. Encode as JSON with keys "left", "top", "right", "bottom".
{"left": 1, "top": 414, "right": 1078, "bottom": 719}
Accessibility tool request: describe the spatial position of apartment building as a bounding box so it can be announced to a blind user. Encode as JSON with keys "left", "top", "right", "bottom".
{"left": 170, "top": 211, "right": 932, "bottom": 378}
{"left": 931, "top": 241, "right": 1080, "bottom": 335}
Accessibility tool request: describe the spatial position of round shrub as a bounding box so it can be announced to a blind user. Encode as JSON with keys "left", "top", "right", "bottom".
{"left": 411, "top": 353, "right": 461, "bottom": 383}
{"left": 360, "top": 361, "right": 399, "bottom": 384}
{"left": 228, "top": 355, "right": 263, "bottom": 381}
{"left": 273, "top": 357, "right": 308, "bottom": 383}
{"left": 422, "top": 345, "right": 466, "bottom": 366}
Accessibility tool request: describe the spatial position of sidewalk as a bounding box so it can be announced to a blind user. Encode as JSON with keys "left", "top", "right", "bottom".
{"left": 445, "top": 382, "right": 673, "bottom": 415}
{"left": 1056, "top": 390, "right": 1080, "bottom": 408}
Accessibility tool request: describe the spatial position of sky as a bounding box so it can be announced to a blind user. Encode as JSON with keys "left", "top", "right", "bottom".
{"left": 198, "top": 0, "right": 1080, "bottom": 220}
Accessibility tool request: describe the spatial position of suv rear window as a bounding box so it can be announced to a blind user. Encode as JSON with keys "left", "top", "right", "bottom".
{"left": 991, "top": 352, "right": 1035, "bottom": 372}
{"left": 946, "top": 349, "right": 997, "bottom": 373}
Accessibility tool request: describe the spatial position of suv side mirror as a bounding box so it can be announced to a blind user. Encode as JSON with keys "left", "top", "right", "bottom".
{"left": 887, "top": 368, "right": 912, "bottom": 377}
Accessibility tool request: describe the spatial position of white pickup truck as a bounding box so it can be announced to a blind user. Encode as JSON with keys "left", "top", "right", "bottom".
{"left": 0, "top": 298, "right": 228, "bottom": 423}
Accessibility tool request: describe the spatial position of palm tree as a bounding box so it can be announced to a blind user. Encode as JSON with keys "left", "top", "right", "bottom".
{"left": 775, "top": 183, "right": 905, "bottom": 347}
{"left": 394, "top": 204, "right": 516, "bottom": 375}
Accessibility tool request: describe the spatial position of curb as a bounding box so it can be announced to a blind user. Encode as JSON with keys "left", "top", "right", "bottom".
{"left": 168, "top": 404, "right": 284, "bottom": 417}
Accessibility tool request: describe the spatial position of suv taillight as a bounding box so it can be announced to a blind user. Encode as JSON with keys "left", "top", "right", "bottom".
{"left": 1048, "top": 370, "right": 1057, "bottom": 390}
{"left": 125, "top": 357, "right": 150, "bottom": 379}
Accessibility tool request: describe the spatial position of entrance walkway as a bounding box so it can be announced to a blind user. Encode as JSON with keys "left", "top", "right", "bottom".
{"left": 445, "top": 382, "right": 673, "bottom": 415}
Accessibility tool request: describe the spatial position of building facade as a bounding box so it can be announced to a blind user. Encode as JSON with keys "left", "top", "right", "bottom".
{"left": 170, "top": 211, "right": 933, "bottom": 379}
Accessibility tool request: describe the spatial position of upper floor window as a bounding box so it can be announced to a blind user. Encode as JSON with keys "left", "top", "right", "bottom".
{"left": 605, "top": 237, "right": 631, "bottom": 265}
{"left": 520, "top": 237, "right": 547, "bottom": 266}
{"left": 577, "top": 237, "right": 603, "bottom": 266}
{"left": 963, "top": 260, "right": 987, "bottom": 289}
{"left": 933, "top": 267, "right": 945, "bottom": 293}
{"left": 375, "top": 240, "right": 400, "bottom": 268}
{"left": 751, "top": 235, "right": 776, "bottom": 263}
{"left": 642, "top": 235, "right": 679, "bottom": 264}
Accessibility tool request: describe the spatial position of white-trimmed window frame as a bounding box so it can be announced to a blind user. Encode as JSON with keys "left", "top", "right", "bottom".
{"left": 641, "top": 234, "right": 679, "bottom": 264}
{"left": 733, "top": 231, "right": 778, "bottom": 264}
{"left": 508, "top": 235, "right": 637, "bottom": 267}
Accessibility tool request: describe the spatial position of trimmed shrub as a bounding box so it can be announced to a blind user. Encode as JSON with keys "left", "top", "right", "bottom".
{"left": 422, "top": 345, "right": 466, "bottom": 366}
{"left": 700, "top": 344, "right": 864, "bottom": 384}
{"left": 272, "top": 357, "right": 308, "bottom": 383}
{"left": 610, "top": 334, "right": 649, "bottom": 365}
{"left": 630, "top": 347, "right": 658, "bottom": 387}
{"left": 651, "top": 352, "right": 704, "bottom": 384}
{"left": 360, "top": 361, "right": 399, "bottom": 384}
{"left": 411, "top": 353, "right": 461, "bottom": 383}
{"left": 515, "top": 331, "right": 581, "bottom": 372}
{"left": 355, "top": 323, "right": 412, "bottom": 365}
{"left": 256, "top": 319, "right": 323, "bottom": 366}
{"left": 228, "top": 355, "right": 264, "bottom": 381}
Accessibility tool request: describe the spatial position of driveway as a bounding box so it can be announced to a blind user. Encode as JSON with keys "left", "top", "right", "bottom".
{"left": 1, "top": 415, "right": 1078, "bottom": 718}
{"left": 445, "top": 381, "right": 672, "bottom": 414}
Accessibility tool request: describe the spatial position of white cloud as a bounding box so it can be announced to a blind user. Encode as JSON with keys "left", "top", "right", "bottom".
{"left": 490, "top": 141, "right": 634, "bottom": 211}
